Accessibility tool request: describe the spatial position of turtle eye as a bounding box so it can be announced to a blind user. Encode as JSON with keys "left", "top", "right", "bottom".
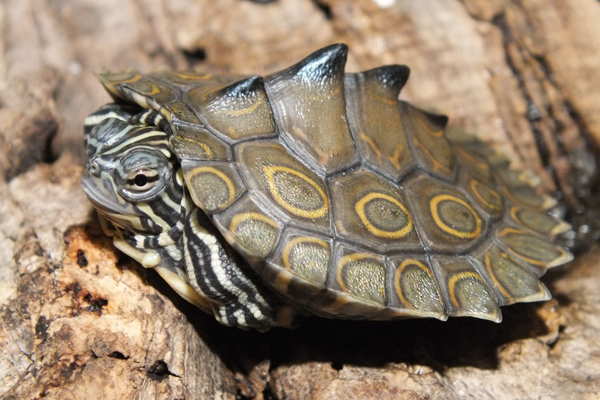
{"left": 126, "top": 170, "right": 158, "bottom": 192}
{"left": 118, "top": 149, "right": 172, "bottom": 203}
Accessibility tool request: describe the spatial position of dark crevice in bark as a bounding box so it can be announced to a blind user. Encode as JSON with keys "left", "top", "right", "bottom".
{"left": 147, "top": 360, "right": 179, "bottom": 381}
{"left": 491, "top": 15, "right": 562, "bottom": 186}
{"left": 243, "top": 0, "right": 278, "bottom": 4}
{"left": 312, "top": 0, "right": 333, "bottom": 20}
{"left": 491, "top": 13, "right": 600, "bottom": 250}
{"left": 182, "top": 47, "right": 207, "bottom": 68}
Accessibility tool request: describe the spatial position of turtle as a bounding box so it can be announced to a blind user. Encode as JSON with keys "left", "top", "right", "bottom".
{"left": 82, "top": 43, "right": 574, "bottom": 330}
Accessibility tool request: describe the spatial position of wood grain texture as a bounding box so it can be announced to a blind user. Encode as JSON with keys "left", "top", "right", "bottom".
{"left": 0, "top": 0, "right": 599, "bottom": 399}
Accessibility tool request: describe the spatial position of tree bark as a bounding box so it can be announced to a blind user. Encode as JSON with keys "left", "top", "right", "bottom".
{"left": 1, "top": 1, "right": 599, "bottom": 399}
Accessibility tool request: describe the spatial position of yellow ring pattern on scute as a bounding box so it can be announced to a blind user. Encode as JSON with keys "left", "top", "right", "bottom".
{"left": 263, "top": 165, "right": 328, "bottom": 219}
{"left": 430, "top": 194, "right": 482, "bottom": 239}
{"left": 355, "top": 192, "right": 413, "bottom": 239}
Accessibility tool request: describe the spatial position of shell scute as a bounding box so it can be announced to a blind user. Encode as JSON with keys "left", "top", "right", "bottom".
{"left": 152, "top": 70, "right": 217, "bottom": 88}
{"left": 458, "top": 168, "right": 504, "bottom": 219}
{"left": 471, "top": 241, "right": 551, "bottom": 306}
{"left": 405, "top": 174, "right": 487, "bottom": 252}
{"left": 186, "top": 76, "right": 277, "bottom": 141}
{"left": 170, "top": 124, "right": 230, "bottom": 161}
{"left": 265, "top": 44, "right": 358, "bottom": 174}
{"left": 431, "top": 256, "right": 502, "bottom": 322}
{"left": 212, "top": 194, "right": 282, "bottom": 261}
{"left": 279, "top": 233, "right": 331, "bottom": 286}
{"left": 345, "top": 66, "right": 415, "bottom": 181}
{"left": 98, "top": 71, "right": 177, "bottom": 111}
{"left": 259, "top": 228, "right": 333, "bottom": 308}
{"left": 161, "top": 100, "right": 203, "bottom": 124}
{"left": 387, "top": 255, "right": 446, "bottom": 320}
{"left": 327, "top": 243, "right": 389, "bottom": 316}
{"left": 451, "top": 143, "right": 494, "bottom": 183}
{"left": 508, "top": 206, "right": 571, "bottom": 238}
{"left": 236, "top": 141, "right": 331, "bottom": 234}
{"left": 495, "top": 166, "right": 540, "bottom": 189}
{"left": 401, "top": 102, "right": 456, "bottom": 182}
{"left": 181, "top": 160, "right": 245, "bottom": 213}
{"left": 502, "top": 185, "right": 557, "bottom": 211}
{"left": 329, "top": 168, "right": 421, "bottom": 252}
{"left": 495, "top": 225, "right": 573, "bottom": 274}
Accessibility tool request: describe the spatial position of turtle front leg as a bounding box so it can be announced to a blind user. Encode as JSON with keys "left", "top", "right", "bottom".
{"left": 182, "top": 208, "right": 279, "bottom": 331}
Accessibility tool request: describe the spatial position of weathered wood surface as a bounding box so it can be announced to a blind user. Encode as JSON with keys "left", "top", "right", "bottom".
{"left": 1, "top": 1, "right": 599, "bottom": 399}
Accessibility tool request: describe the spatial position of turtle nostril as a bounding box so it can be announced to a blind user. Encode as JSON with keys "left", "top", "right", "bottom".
{"left": 88, "top": 159, "right": 101, "bottom": 176}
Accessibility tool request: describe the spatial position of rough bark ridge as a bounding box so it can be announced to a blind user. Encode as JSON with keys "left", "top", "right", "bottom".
{"left": 1, "top": 1, "right": 599, "bottom": 399}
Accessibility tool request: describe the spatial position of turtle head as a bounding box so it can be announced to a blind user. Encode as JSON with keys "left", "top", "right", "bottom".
{"left": 82, "top": 110, "right": 220, "bottom": 313}
{"left": 82, "top": 115, "right": 186, "bottom": 244}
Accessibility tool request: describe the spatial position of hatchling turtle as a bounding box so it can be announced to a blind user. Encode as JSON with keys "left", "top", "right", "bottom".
{"left": 82, "top": 44, "right": 573, "bottom": 330}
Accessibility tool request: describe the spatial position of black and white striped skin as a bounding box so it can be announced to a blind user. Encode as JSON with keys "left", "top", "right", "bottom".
{"left": 82, "top": 108, "right": 278, "bottom": 330}
{"left": 83, "top": 44, "right": 574, "bottom": 330}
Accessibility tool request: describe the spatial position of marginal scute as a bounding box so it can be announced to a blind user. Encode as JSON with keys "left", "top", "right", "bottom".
{"left": 330, "top": 168, "right": 421, "bottom": 252}
{"left": 432, "top": 256, "right": 501, "bottom": 322}
{"left": 451, "top": 143, "right": 493, "bottom": 183}
{"left": 502, "top": 186, "right": 557, "bottom": 211}
{"left": 212, "top": 195, "right": 281, "bottom": 260}
{"left": 153, "top": 70, "right": 215, "bottom": 87}
{"left": 230, "top": 213, "right": 279, "bottom": 258}
{"left": 405, "top": 174, "right": 486, "bottom": 251}
{"left": 98, "top": 71, "right": 177, "bottom": 111}
{"left": 447, "top": 132, "right": 512, "bottom": 169}
{"left": 496, "top": 226, "right": 573, "bottom": 273}
{"left": 401, "top": 101, "right": 455, "bottom": 181}
{"left": 265, "top": 43, "right": 358, "bottom": 174}
{"left": 170, "top": 124, "right": 230, "bottom": 161}
{"left": 187, "top": 76, "right": 277, "bottom": 141}
{"left": 335, "top": 250, "right": 387, "bottom": 306}
{"left": 473, "top": 242, "right": 550, "bottom": 305}
{"left": 162, "top": 100, "right": 202, "bottom": 124}
{"left": 495, "top": 167, "right": 540, "bottom": 188}
{"left": 237, "top": 141, "right": 330, "bottom": 233}
{"left": 459, "top": 169, "right": 503, "bottom": 219}
{"left": 345, "top": 65, "right": 414, "bottom": 181}
{"left": 96, "top": 70, "right": 141, "bottom": 98}
{"left": 389, "top": 256, "right": 446, "bottom": 319}
{"left": 181, "top": 160, "right": 244, "bottom": 212}
{"left": 282, "top": 235, "right": 331, "bottom": 286}
{"left": 260, "top": 229, "right": 333, "bottom": 309}
{"left": 509, "top": 206, "right": 571, "bottom": 237}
